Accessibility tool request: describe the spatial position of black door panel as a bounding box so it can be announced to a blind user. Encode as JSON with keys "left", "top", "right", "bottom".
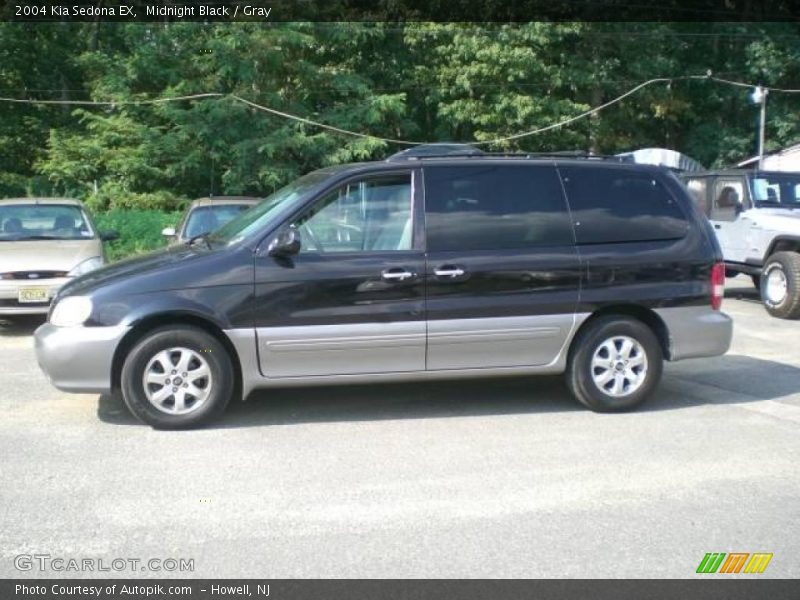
{"left": 253, "top": 253, "right": 425, "bottom": 327}
{"left": 425, "top": 250, "right": 581, "bottom": 319}
{"left": 252, "top": 170, "right": 426, "bottom": 377}
{"left": 422, "top": 163, "right": 581, "bottom": 369}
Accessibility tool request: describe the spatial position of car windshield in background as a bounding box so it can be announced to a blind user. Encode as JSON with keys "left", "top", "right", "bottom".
{"left": 749, "top": 172, "right": 800, "bottom": 207}
{"left": 211, "top": 171, "right": 331, "bottom": 244}
{"left": 183, "top": 204, "right": 254, "bottom": 239}
{"left": 0, "top": 204, "right": 93, "bottom": 241}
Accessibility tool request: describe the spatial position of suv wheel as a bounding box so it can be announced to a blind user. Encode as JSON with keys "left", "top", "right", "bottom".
{"left": 120, "top": 326, "right": 234, "bottom": 429}
{"left": 760, "top": 252, "right": 800, "bottom": 319}
{"left": 566, "top": 316, "right": 663, "bottom": 412}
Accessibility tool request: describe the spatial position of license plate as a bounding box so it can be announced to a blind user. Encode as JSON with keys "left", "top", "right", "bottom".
{"left": 18, "top": 287, "right": 49, "bottom": 303}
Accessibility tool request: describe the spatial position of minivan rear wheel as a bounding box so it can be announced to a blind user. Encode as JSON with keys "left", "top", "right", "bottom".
{"left": 566, "top": 316, "right": 663, "bottom": 412}
{"left": 120, "top": 325, "right": 234, "bottom": 429}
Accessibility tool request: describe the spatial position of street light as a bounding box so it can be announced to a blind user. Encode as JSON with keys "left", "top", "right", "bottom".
{"left": 750, "top": 85, "right": 768, "bottom": 170}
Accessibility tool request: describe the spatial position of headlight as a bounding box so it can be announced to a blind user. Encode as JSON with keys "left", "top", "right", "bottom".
{"left": 67, "top": 256, "right": 104, "bottom": 277}
{"left": 50, "top": 296, "right": 93, "bottom": 327}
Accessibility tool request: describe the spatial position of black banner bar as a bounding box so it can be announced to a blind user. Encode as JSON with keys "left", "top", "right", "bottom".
{"left": 2, "top": 579, "right": 800, "bottom": 600}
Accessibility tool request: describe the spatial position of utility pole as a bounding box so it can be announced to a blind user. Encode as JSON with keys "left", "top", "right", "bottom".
{"left": 751, "top": 85, "right": 768, "bottom": 169}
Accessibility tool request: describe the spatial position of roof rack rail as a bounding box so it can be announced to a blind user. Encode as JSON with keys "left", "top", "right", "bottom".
{"left": 387, "top": 146, "right": 629, "bottom": 162}
{"left": 478, "top": 151, "right": 627, "bottom": 160}
{"left": 387, "top": 143, "right": 484, "bottom": 161}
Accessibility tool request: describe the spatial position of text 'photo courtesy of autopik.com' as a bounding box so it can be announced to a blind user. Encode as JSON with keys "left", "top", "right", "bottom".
{"left": 1, "top": 1, "right": 799, "bottom": 599}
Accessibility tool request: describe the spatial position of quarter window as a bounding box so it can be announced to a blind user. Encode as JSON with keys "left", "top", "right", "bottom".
{"left": 684, "top": 178, "right": 710, "bottom": 216}
{"left": 424, "top": 165, "right": 572, "bottom": 252}
{"left": 560, "top": 166, "right": 689, "bottom": 244}
{"left": 293, "top": 174, "right": 412, "bottom": 253}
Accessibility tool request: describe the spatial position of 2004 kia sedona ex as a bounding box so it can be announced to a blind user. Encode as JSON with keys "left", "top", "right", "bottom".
{"left": 34, "top": 152, "right": 733, "bottom": 428}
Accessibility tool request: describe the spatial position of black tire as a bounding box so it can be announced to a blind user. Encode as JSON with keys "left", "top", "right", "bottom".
{"left": 120, "top": 326, "right": 234, "bottom": 429}
{"left": 751, "top": 274, "right": 761, "bottom": 292}
{"left": 566, "top": 316, "right": 663, "bottom": 412}
{"left": 760, "top": 252, "right": 800, "bottom": 319}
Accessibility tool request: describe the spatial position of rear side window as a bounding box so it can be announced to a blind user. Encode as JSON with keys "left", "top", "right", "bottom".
{"left": 424, "top": 165, "right": 572, "bottom": 252}
{"left": 560, "top": 166, "right": 689, "bottom": 244}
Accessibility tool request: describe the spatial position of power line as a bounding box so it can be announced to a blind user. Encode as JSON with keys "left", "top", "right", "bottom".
{"left": 0, "top": 74, "right": 798, "bottom": 146}
{"left": 0, "top": 92, "right": 224, "bottom": 106}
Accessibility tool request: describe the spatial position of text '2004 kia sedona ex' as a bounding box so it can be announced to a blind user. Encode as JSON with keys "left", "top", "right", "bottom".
{"left": 34, "top": 153, "right": 733, "bottom": 429}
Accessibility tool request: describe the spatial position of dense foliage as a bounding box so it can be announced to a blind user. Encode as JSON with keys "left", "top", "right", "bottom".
{"left": 92, "top": 209, "right": 182, "bottom": 260}
{"left": 2, "top": 21, "right": 800, "bottom": 212}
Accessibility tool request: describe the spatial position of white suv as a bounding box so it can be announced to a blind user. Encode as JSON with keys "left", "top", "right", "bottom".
{"left": 681, "top": 170, "right": 800, "bottom": 319}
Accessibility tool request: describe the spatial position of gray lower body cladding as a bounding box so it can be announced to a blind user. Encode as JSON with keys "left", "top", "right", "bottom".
{"left": 32, "top": 307, "right": 732, "bottom": 399}
{"left": 231, "top": 314, "right": 587, "bottom": 398}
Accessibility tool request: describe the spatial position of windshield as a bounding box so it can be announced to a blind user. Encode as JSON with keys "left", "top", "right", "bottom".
{"left": 183, "top": 204, "right": 254, "bottom": 239}
{"left": 748, "top": 172, "right": 800, "bottom": 207}
{"left": 210, "top": 171, "right": 331, "bottom": 244}
{"left": 0, "top": 204, "right": 94, "bottom": 241}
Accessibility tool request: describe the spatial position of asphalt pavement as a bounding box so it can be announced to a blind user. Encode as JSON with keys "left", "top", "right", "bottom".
{"left": 1, "top": 276, "right": 798, "bottom": 578}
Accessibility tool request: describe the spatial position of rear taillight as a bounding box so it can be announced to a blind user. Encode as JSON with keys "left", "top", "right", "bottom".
{"left": 711, "top": 262, "right": 725, "bottom": 310}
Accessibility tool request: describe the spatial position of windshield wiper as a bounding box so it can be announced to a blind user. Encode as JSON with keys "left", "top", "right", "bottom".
{"left": 4, "top": 235, "right": 62, "bottom": 241}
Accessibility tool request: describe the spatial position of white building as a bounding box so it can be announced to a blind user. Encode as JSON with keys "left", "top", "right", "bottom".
{"left": 737, "top": 143, "right": 800, "bottom": 171}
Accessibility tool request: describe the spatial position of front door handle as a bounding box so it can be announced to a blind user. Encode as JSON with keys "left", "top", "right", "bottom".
{"left": 381, "top": 268, "right": 416, "bottom": 282}
{"left": 434, "top": 265, "right": 466, "bottom": 278}
{"left": 714, "top": 224, "right": 721, "bottom": 229}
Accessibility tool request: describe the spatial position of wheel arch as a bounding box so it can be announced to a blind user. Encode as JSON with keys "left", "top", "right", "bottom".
{"left": 571, "top": 305, "right": 672, "bottom": 361}
{"left": 765, "top": 236, "right": 800, "bottom": 262}
{"left": 111, "top": 312, "right": 243, "bottom": 400}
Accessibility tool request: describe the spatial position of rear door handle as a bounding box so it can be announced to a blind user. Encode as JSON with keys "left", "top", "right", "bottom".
{"left": 381, "top": 268, "right": 416, "bottom": 282}
{"left": 714, "top": 224, "right": 721, "bottom": 229}
{"left": 434, "top": 265, "right": 465, "bottom": 278}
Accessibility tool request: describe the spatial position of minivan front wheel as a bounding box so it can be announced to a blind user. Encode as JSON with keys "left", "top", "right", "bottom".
{"left": 566, "top": 316, "right": 663, "bottom": 412}
{"left": 120, "top": 326, "right": 234, "bottom": 429}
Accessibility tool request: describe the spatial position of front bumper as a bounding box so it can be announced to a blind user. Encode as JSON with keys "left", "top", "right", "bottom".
{"left": 34, "top": 322, "right": 130, "bottom": 394}
{"left": 0, "top": 277, "right": 69, "bottom": 315}
{"left": 655, "top": 306, "right": 733, "bottom": 361}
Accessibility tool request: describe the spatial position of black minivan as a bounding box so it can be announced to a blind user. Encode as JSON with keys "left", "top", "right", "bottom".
{"left": 35, "top": 152, "right": 733, "bottom": 428}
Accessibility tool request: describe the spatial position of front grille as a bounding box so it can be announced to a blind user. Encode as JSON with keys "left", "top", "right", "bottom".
{"left": 0, "top": 271, "right": 68, "bottom": 280}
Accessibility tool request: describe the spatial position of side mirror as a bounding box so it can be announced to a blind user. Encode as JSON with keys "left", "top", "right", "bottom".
{"left": 100, "top": 229, "right": 119, "bottom": 242}
{"left": 161, "top": 227, "right": 176, "bottom": 237}
{"left": 734, "top": 201, "right": 745, "bottom": 216}
{"left": 267, "top": 228, "right": 301, "bottom": 257}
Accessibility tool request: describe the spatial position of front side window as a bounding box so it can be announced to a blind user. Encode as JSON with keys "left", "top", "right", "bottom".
{"left": 424, "top": 165, "right": 572, "bottom": 252}
{"left": 293, "top": 174, "right": 413, "bottom": 253}
{"left": 560, "top": 166, "right": 689, "bottom": 244}
{"left": 0, "top": 204, "right": 94, "bottom": 241}
{"left": 711, "top": 179, "right": 746, "bottom": 222}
